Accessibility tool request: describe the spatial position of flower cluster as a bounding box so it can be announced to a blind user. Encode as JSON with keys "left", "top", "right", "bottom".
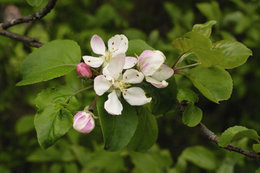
{"left": 80, "top": 34, "right": 174, "bottom": 115}
{"left": 75, "top": 34, "right": 173, "bottom": 116}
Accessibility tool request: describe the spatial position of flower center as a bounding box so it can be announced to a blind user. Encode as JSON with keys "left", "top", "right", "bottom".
{"left": 113, "top": 80, "right": 130, "bottom": 92}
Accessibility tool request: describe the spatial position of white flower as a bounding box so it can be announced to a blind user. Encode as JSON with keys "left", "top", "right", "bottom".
{"left": 137, "top": 50, "right": 174, "bottom": 88}
{"left": 82, "top": 34, "right": 135, "bottom": 69}
{"left": 94, "top": 56, "right": 151, "bottom": 115}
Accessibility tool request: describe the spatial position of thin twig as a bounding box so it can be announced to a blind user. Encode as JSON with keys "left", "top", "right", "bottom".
{"left": 0, "top": 0, "right": 58, "bottom": 29}
{"left": 0, "top": 0, "right": 58, "bottom": 47}
{"left": 89, "top": 95, "right": 98, "bottom": 112}
{"left": 199, "top": 123, "right": 260, "bottom": 160}
{"left": 0, "top": 29, "right": 43, "bottom": 47}
{"left": 176, "top": 100, "right": 260, "bottom": 160}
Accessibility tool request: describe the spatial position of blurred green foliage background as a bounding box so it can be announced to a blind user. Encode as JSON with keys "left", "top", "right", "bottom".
{"left": 0, "top": 0, "right": 259, "bottom": 172}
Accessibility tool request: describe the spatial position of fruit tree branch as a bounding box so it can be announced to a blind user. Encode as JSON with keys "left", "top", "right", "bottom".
{"left": 176, "top": 100, "right": 260, "bottom": 160}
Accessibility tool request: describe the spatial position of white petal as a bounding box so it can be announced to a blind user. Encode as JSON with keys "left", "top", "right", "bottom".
{"left": 123, "top": 56, "right": 138, "bottom": 69}
{"left": 151, "top": 64, "right": 174, "bottom": 81}
{"left": 138, "top": 50, "right": 154, "bottom": 63}
{"left": 106, "top": 53, "right": 125, "bottom": 79}
{"left": 90, "top": 34, "right": 106, "bottom": 55}
{"left": 104, "top": 90, "right": 123, "bottom": 115}
{"left": 83, "top": 56, "right": 104, "bottom": 68}
{"left": 108, "top": 34, "right": 128, "bottom": 56}
{"left": 94, "top": 75, "right": 111, "bottom": 96}
{"left": 123, "top": 69, "right": 144, "bottom": 84}
{"left": 145, "top": 76, "right": 168, "bottom": 88}
{"left": 138, "top": 50, "right": 166, "bottom": 76}
{"left": 123, "top": 87, "right": 152, "bottom": 106}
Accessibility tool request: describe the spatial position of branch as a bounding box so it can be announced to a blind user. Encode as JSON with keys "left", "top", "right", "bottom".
{"left": 0, "top": 29, "right": 43, "bottom": 47}
{"left": 176, "top": 100, "right": 260, "bottom": 160}
{"left": 0, "top": 0, "right": 58, "bottom": 29}
{"left": 199, "top": 123, "right": 260, "bottom": 160}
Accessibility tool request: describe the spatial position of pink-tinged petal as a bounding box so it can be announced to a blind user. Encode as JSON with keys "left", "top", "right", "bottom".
{"left": 108, "top": 34, "right": 128, "bottom": 56}
{"left": 104, "top": 90, "right": 123, "bottom": 115}
{"left": 138, "top": 50, "right": 166, "bottom": 76}
{"left": 145, "top": 76, "right": 168, "bottom": 88}
{"left": 138, "top": 50, "right": 154, "bottom": 63}
{"left": 151, "top": 64, "right": 174, "bottom": 81}
{"left": 90, "top": 34, "right": 106, "bottom": 55}
{"left": 94, "top": 75, "right": 111, "bottom": 96}
{"left": 122, "top": 87, "right": 152, "bottom": 106}
{"left": 106, "top": 53, "right": 125, "bottom": 79}
{"left": 123, "top": 56, "right": 137, "bottom": 69}
{"left": 76, "top": 62, "right": 92, "bottom": 78}
{"left": 73, "top": 111, "right": 95, "bottom": 134}
{"left": 123, "top": 69, "right": 144, "bottom": 84}
{"left": 83, "top": 56, "right": 104, "bottom": 68}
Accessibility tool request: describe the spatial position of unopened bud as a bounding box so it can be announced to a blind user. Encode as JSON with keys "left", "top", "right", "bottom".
{"left": 76, "top": 62, "right": 92, "bottom": 78}
{"left": 73, "top": 111, "right": 95, "bottom": 134}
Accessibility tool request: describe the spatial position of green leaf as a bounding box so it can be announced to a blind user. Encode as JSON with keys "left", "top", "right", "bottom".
{"left": 253, "top": 144, "right": 260, "bottom": 153}
{"left": 34, "top": 86, "right": 75, "bottom": 149}
{"left": 130, "top": 152, "right": 161, "bottom": 173}
{"left": 256, "top": 167, "right": 260, "bottom": 173}
{"left": 151, "top": 76, "right": 177, "bottom": 115}
{"left": 17, "top": 40, "right": 81, "bottom": 86}
{"left": 26, "top": 0, "right": 42, "bottom": 6}
{"left": 128, "top": 106, "right": 158, "bottom": 152}
{"left": 185, "top": 66, "right": 233, "bottom": 103}
{"left": 181, "top": 146, "right": 216, "bottom": 170}
{"left": 197, "top": 2, "right": 221, "bottom": 22}
{"left": 192, "top": 20, "right": 217, "bottom": 38}
{"left": 182, "top": 104, "right": 202, "bottom": 127}
{"left": 97, "top": 94, "right": 138, "bottom": 151}
{"left": 15, "top": 115, "right": 34, "bottom": 135}
{"left": 218, "top": 126, "right": 260, "bottom": 147}
{"left": 212, "top": 40, "right": 252, "bottom": 69}
{"left": 82, "top": 150, "right": 125, "bottom": 173}
{"left": 127, "top": 39, "right": 154, "bottom": 56}
{"left": 177, "top": 88, "right": 198, "bottom": 104}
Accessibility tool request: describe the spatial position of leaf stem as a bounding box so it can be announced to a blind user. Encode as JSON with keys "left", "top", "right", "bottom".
{"left": 175, "top": 62, "right": 201, "bottom": 71}
{"left": 74, "top": 85, "right": 93, "bottom": 95}
{"left": 172, "top": 52, "right": 192, "bottom": 69}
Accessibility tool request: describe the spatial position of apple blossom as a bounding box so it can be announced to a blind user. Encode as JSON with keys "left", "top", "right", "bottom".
{"left": 137, "top": 50, "right": 174, "bottom": 88}
{"left": 73, "top": 111, "right": 95, "bottom": 134}
{"left": 94, "top": 56, "right": 151, "bottom": 115}
{"left": 76, "top": 62, "right": 92, "bottom": 78}
{"left": 82, "top": 34, "right": 135, "bottom": 69}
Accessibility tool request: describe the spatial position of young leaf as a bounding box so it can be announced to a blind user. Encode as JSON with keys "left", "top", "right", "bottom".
{"left": 15, "top": 115, "right": 34, "bottom": 135}
{"left": 127, "top": 39, "right": 154, "bottom": 56}
{"left": 97, "top": 95, "right": 138, "bottom": 151}
{"left": 181, "top": 146, "right": 216, "bottom": 170}
{"left": 26, "top": 0, "right": 42, "bottom": 6}
{"left": 34, "top": 86, "right": 75, "bottom": 149}
{"left": 192, "top": 20, "right": 217, "bottom": 38}
{"left": 253, "top": 144, "right": 260, "bottom": 153}
{"left": 177, "top": 88, "right": 198, "bottom": 104}
{"left": 17, "top": 40, "right": 81, "bottom": 86}
{"left": 182, "top": 104, "right": 202, "bottom": 127}
{"left": 185, "top": 66, "right": 233, "bottom": 103}
{"left": 218, "top": 126, "right": 260, "bottom": 147}
{"left": 212, "top": 40, "right": 252, "bottom": 69}
{"left": 128, "top": 106, "right": 158, "bottom": 152}
{"left": 151, "top": 76, "right": 177, "bottom": 115}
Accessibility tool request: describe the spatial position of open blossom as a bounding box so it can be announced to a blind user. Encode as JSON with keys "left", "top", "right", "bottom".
{"left": 73, "top": 111, "right": 95, "bottom": 134}
{"left": 137, "top": 50, "right": 174, "bottom": 88}
{"left": 82, "top": 34, "right": 136, "bottom": 69}
{"left": 94, "top": 56, "right": 151, "bottom": 115}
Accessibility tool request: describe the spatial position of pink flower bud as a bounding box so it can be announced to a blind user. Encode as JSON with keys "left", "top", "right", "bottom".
{"left": 76, "top": 62, "right": 92, "bottom": 78}
{"left": 73, "top": 111, "right": 95, "bottom": 134}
